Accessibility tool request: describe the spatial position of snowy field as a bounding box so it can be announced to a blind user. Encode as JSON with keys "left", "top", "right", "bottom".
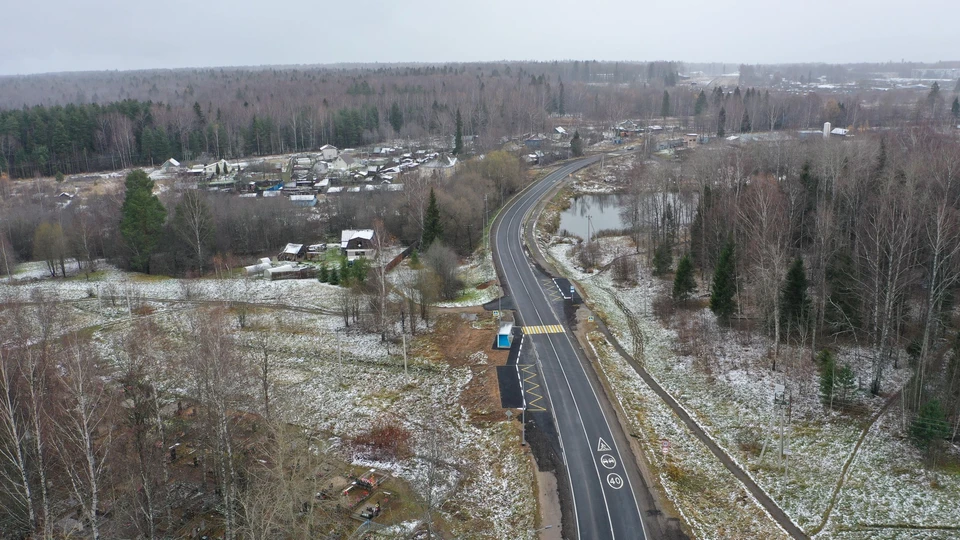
{"left": 540, "top": 229, "right": 960, "bottom": 538}
{"left": 1, "top": 259, "right": 536, "bottom": 538}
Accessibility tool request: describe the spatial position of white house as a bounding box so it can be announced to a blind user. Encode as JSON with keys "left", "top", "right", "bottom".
{"left": 203, "top": 159, "right": 231, "bottom": 178}
{"left": 329, "top": 154, "right": 357, "bottom": 171}
{"left": 340, "top": 229, "right": 377, "bottom": 261}
{"left": 159, "top": 158, "right": 181, "bottom": 172}
{"left": 320, "top": 144, "right": 339, "bottom": 161}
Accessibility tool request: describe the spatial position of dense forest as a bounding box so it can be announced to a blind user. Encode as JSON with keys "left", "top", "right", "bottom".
{"left": 2, "top": 61, "right": 957, "bottom": 178}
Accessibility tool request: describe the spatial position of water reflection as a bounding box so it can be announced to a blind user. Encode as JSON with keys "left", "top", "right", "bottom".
{"left": 557, "top": 194, "right": 626, "bottom": 239}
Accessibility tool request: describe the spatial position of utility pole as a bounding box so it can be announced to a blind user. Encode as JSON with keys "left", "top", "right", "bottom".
{"left": 587, "top": 214, "right": 594, "bottom": 244}
{"left": 402, "top": 332, "right": 408, "bottom": 375}
{"left": 520, "top": 365, "right": 526, "bottom": 446}
{"left": 336, "top": 328, "right": 342, "bottom": 369}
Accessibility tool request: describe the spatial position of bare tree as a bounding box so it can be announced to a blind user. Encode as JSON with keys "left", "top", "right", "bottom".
{"left": 54, "top": 338, "right": 115, "bottom": 540}
{"left": 739, "top": 176, "right": 790, "bottom": 367}
{"left": 0, "top": 346, "right": 35, "bottom": 534}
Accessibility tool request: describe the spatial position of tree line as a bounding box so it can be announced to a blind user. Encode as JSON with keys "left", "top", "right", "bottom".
{"left": 3, "top": 62, "right": 956, "bottom": 179}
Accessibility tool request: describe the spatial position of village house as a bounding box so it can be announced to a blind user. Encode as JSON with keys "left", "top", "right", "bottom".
{"left": 159, "top": 157, "right": 181, "bottom": 172}
{"left": 328, "top": 154, "right": 357, "bottom": 172}
{"left": 320, "top": 144, "right": 339, "bottom": 161}
{"left": 340, "top": 229, "right": 377, "bottom": 261}
{"left": 289, "top": 194, "right": 317, "bottom": 207}
{"left": 278, "top": 243, "right": 307, "bottom": 261}
{"left": 203, "top": 159, "right": 231, "bottom": 178}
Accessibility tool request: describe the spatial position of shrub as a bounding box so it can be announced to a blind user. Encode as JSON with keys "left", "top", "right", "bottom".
{"left": 352, "top": 417, "right": 413, "bottom": 461}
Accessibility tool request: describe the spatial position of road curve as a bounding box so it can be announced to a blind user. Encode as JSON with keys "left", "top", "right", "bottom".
{"left": 491, "top": 157, "right": 648, "bottom": 540}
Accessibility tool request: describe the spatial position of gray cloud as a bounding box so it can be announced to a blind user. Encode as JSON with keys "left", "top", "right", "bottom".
{"left": 2, "top": 0, "right": 956, "bottom": 75}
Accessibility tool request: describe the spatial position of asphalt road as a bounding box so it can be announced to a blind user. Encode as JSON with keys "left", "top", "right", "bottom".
{"left": 491, "top": 157, "right": 649, "bottom": 540}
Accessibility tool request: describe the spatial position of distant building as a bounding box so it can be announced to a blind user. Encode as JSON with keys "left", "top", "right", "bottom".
{"left": 320, "top": 144, "right": 339, "bottom": 161}
{"left": 278, "top": 243, "right": 307, "bottom": 261}
{"left": 823, "top": 122, "right": 832, "bottom": 138}
{"left": 289, "top": 194, "right": 317, "bottom": 207}
{"left": 159, "top": 158, "right": 181, "bottom": 172}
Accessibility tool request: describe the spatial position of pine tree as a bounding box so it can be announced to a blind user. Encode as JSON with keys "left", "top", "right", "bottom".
{"left": 661, "top": 90, "right": 670, "bottom": 120}
{"left": 780, "top": 257, "right": 810, "bottom": 332}
{"left": 422, "top": 187, "right": 443, "bottom": 249}
{"left": 717, "top": 107, "right": 726, "bottom": 138}
{"left": 673, "top": 253, "right": 696, "bottom": 301}
{"left": 318, "top": 264, "right": 329, "bottom": 283}
{"left": 409, "top": 249, "right": 421, "bottom": 268}
{"left": 453, "top": 109, "right": 464, "bottom": 155}
{"left": 740, "top": 111, "right": 751, "bottom": 133}
{"left": 570, "top": 130, "right": 584, "bottom": 157}
{"left": 709, "top": 240, "right": 736, "bottom": 322}
{"left": 55, "top": 171, "right": 64, "bottom": 183}
{"left": 952, "top": 97, "right": 960, "bottom": 119}
{"left": 329, "top": 267, "right": 340, "bottom": 286}
{"left": 119, "top": 169, "right": 166, "bottom": 273}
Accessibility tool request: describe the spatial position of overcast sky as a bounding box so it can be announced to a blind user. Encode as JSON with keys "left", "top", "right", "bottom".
{"left": 2, "top": 0, "right": 957, "bottom": 75}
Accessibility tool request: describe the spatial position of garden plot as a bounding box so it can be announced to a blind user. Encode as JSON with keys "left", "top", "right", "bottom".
{"left": 254, "top": 327, "right": 536, "bottom": 539}
{"left": 542, "top": 236, "right": 960, "bottom": 537}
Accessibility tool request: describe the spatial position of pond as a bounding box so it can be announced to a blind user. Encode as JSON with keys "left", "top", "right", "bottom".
{"left": 557, "top": 192, "right": 698, "bottom": 240}
{"left": 557, "top": 194, "right": 627, "bottom": 239}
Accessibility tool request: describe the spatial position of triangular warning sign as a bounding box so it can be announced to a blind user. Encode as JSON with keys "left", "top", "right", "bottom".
{"left": 597, "top": 438, "right": 612, "bottom": 452}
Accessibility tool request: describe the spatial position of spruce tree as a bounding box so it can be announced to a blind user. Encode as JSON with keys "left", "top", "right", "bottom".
{"left": 319, "top": 264, "right": 329, "bottom": 283}
{"left": 780, "top": 257, "right": 810, "bottom": 332}
{"left": 694, "top": 90, "right": 708, "bottom": 117}
{"left": 673, "top": 253, "right": 696, "bottom": 301}
{"left": 911, "top": 400, "right": 949, "bottom": 450}
{"left": 329, "top": 267, "right": 340, "bottom": 286}
{"left": 453, "top": 109, "right": 464, "bottom": 155}
{"left": 717, "top": 107, "right": 726, "bottom": 138}
{"left": 836, "top": 364, "right": 856, "bottom": 404}
{"left": 709, "top": 240, "right": 736, "bottom": 322}
{"left": 952, "top": 97, "right": 960, "bottom": 119}
{"left": 339, "top": 257, "right": 350, "bottom": 287}
{"left": 422, "top": 187, "right": 443, "bottom": 249}
{"left": 389, "top": 102, "right": 404, "bottom": 133}
{"left": 570, "top": 130, "right": 584, "bottom": 157}
{"left": 652, "top": 241, "right": 672, "bottom": 275}
{"left": 661, "top": 90, "right": 670, "bottom": 120}
{"left": 818, "top": 350, "right": 836, "bottom": 405}
{"left": 558, "top": 81, "right": 565, "bottom": 116}
{"left": 119, "top": 169, "right": 166, "bottom": 273}
{"left": 740, "top": 111, "right": 751, "bottom": 133}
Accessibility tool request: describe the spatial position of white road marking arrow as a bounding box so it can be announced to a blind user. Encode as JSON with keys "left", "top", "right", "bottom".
{"left": 597, "top": 437, "right": 612, "bottom": 452}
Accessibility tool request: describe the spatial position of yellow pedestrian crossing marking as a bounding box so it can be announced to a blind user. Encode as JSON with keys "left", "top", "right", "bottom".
{"left": 520, "top": 364, "right": 547, "bottom": 412}
{"left": 522, "top": 325, "right": 565, "bottom": 335}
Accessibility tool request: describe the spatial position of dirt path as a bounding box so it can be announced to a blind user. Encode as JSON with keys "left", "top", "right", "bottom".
{"left": 807, "top": 390, "right": 903, "bottom": 536}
